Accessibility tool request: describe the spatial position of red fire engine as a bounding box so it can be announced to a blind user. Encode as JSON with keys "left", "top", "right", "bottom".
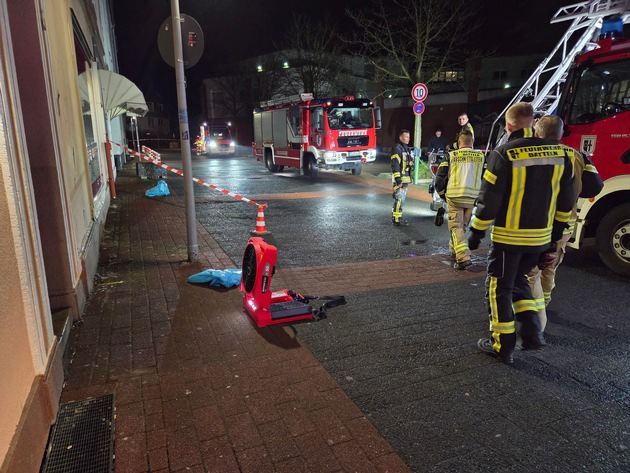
{"left": 252, "top": 93, "right": 381, "bottom": 177}
{"left": 488, "top": 1, "right": 630, "bottom": 276}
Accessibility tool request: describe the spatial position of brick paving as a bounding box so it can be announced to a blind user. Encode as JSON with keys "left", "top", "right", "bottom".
{"left": 59, "top": 166, "right": 442, "bottom": 472}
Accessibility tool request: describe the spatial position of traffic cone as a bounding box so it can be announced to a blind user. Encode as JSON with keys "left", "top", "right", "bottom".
{"left": 251, "top": 204, "right": 270, "bottom": 235}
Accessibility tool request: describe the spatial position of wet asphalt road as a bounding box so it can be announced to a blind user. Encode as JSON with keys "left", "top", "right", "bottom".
{"left": 147, "top": 149, "right": 630, "bottom": 472}
{"left": 160, "top": 149, "right": 446, "bottom": 268}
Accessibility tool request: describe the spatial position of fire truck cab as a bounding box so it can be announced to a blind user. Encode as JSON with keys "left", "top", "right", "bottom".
{"left": 558, "top": 30, "right": 630, "bottom": 276}
{"left": 205, "top": 124, "right": 235, "bottom": 157}
{"left": 252, "top": 93, "right": 381, "bottom": 178}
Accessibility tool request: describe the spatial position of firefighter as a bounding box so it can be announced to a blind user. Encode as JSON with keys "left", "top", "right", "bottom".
{"left": 391, "top": 129, "right": 415, "bottom": 226}
{"left": 449, "top": 113, "right": 474, "bottom": 150}
{"left": 467, "top": 102, "right": 575, "bottom": 364}
{"left": 194, "top": 135, "right": 203, "bottom": 155}
{"left": 434, "top": 129, "right": 485, "bottom": 270}
{"left": 526, "top": 115, "right": 603, "bottom": 331}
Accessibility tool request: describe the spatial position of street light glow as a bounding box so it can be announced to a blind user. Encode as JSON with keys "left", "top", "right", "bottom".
{"left": 257, "top": 65, "right": 263, "bottom": 72}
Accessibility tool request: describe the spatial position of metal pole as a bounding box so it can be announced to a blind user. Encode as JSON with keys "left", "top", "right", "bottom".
{"left": 170, "top": 0, "right": 199, "bottom": 261}
{"left": 133, "top": 117, "right": 140, "bottom": 152}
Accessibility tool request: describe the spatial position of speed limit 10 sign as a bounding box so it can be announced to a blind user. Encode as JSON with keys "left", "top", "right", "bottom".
{"left": 411, "top": 83, "right": 428, "bottom": 102}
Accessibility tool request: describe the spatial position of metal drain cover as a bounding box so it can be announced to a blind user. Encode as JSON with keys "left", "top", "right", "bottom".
{"left": 41, "top": 394, "right": 115, "bottom": 473}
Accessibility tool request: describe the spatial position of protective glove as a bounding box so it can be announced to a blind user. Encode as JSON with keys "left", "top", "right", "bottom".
{"left": 551, "top": 221, "right": 568, "bottom": 242}
{"left": 537, "top": 243, "right": 558, "bottom": 270}
{"left": 468, "top": 227, "right": 485, "bottom": 250}
{"left": 392, "top": 180, "right": 402, "bottom": 199}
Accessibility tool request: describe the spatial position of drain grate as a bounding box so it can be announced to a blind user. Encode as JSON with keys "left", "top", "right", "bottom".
{"left": 41, "top": 394, "right": 115, "bottom": 473}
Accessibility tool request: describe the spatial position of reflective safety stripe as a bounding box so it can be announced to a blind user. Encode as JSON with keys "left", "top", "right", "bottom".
{"left": 491, "top": 226, "right": 552, "bottom": 246}
{"left": 512, "top": 157, "right": 565, "bottom": 167}
{"left": 490, "top": 321, "right": 516, "bottom": 334}
{"left": 513, "top": 299, "right": 537, "bottom": 314}
{"left": 555, "top": 210, "right": 571, "bottom": 223}
{"left": 483, "top": 169, "right": 497, "bottom": 185}
{"left": 547, "top": 164, "right": 563, "bottom": 228}
{"left": 523, "top": 127, "right": 533, "bottom": 138}
{"left": 507, "top": 166, "right": 526, "bottom": 228}
{"left": 471, "top": 216, "right": 494, "bottom": 231}
{"left": 584, "top": 164, "right": 599, "bottom": 173}
{"left": 532, "top": 297, "right": 546, "bottom": 311}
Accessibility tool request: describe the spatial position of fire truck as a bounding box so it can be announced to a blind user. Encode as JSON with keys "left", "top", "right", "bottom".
{"left": 198, "top": 123, "right": 235, "bottom": 156}
{"left": 252, "top": 93, "right": 381, "bottom": 177}
{"left": 487, "top": 0, "right": 630, "bottom": 276}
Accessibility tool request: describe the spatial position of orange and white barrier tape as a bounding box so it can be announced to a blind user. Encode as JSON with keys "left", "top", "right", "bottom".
{"left": 124, "top": 146, "right": 265, "bottom": 208}
{"left": 141, "top": 145, "right": 161, "bottom": 165}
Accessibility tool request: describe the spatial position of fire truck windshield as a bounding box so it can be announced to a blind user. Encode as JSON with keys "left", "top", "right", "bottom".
{"left": 565, "top": 58, "right": 630, "bottom": 125}
{"left": 327, "top": 107, "right": 374, "bottom": 130}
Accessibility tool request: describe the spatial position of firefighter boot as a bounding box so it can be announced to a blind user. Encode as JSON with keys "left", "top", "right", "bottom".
{"left": 477, "top": 338, "right": 513, "bottom": 364}
{"left": 392, "top": 218, "right": 409, "bottom": 226}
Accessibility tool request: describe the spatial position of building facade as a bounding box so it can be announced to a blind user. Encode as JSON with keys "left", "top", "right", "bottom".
{"left": 0, "top": 0, "right": 129, "bottom": 470}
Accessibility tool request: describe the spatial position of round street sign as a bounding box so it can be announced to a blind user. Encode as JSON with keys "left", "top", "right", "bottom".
{"left": 158, "top": 14, "right": 204, "bottom": 69}
{"left": 413, "top": 102, "right": 425, "bottom": 115}
{"left": 411, "top": 83, "right": 428, "bottom": 102}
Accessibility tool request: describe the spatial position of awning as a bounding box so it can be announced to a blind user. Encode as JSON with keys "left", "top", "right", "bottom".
{"left": 78, "top": 70, "right": 148, "bottom": 118}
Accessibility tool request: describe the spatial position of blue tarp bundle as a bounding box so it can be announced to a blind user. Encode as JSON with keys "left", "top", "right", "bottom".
{"left": 187, "top": 268, "right": 242, "bottom": 288}
{"left": 145, "top": 180, "right": 170, "bottom": 197}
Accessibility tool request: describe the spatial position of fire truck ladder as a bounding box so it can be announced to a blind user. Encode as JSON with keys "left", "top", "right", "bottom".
{"left": 260, "top": 93, "right": 313, "bottom": 108}
{"left": 487, "top": 0, "right": 630, "bottom": 150}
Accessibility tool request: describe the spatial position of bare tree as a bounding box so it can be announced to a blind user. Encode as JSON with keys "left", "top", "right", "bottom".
{"left": 281, "top": 15, "right": 345, "bottom": 97}
{"left": 347, "top": 0, "right": 480, "bottom": 148}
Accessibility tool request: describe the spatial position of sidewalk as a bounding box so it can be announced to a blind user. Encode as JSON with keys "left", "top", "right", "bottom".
{"left": 60, "top": 164, "right": 412, "bottom": 473}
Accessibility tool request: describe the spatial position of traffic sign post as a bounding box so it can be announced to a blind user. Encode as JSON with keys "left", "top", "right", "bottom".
{"left": 411, "top": 83, "right": 429, "bottom": 182}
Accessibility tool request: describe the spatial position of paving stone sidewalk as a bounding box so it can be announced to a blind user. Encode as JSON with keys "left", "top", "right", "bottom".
{"left": 60, "top": 167, "right": 413, "bottom": 473}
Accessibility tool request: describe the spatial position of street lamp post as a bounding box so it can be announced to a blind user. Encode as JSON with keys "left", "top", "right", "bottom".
{"left": 170, "top": 0, "right": 199, "bottom": 261}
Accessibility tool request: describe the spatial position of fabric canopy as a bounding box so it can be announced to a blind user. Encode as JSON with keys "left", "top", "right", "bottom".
{"left": 78, "top": 69, "right": 148, "bottom": 118}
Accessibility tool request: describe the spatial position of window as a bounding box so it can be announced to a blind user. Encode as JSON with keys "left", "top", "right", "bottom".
{"left": 326, "top": 107, "right": 373, "bottom": 130}
{"left": 567, "top": 58, "right": 630, "bottom": 124}
{"left": 436, "top": 70, "right": 465, "bottom": 82}
{"left": 493, "top": 70, "right": 507, "bottom": 80}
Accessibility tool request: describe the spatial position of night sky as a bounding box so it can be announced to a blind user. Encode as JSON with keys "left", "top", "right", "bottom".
{"left": 112, "top": 0, "right": 570, "bottom": 120}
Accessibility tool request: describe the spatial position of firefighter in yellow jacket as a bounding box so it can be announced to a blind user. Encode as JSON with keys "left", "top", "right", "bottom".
{"left": 390, "top": 129, "right": 414, "bottom": 226}
{"left": 526, "top": 115, "right": 603, "bottom": 331}
{"left": 468, "top": 102, "right": 575, "bottom": 364}
{"left": 434, "top": 130, "right": 484, "bottom": 270}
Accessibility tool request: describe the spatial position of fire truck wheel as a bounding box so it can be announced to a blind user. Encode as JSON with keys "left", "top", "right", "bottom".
{"left": 352, "top": 164, "right": 362, "bottom": 176}
{"left": 265, "top": 153, "right": 283, "bottom": 173}
{"left": 596, "top": 202, "right": 630, "bottom": 277}
{"left": 304, "top": 154, "right": 318, "bottom": 178}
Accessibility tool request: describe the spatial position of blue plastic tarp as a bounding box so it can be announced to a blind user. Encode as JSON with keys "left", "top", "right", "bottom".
{"left": 145, "top": 180, "right": 170, "bottom": 197}
{"left": 187, "top": 268, "right": 242, "bottom": 288}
